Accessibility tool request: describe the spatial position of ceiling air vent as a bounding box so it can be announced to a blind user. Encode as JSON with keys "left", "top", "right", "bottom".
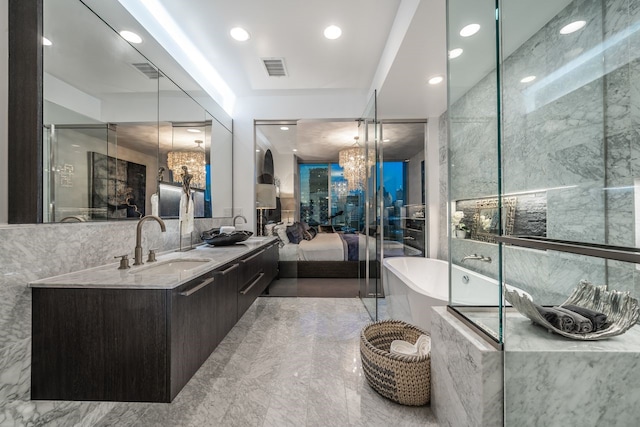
{"left": 261, "top": 57, "right": 288, "bottom": 77}
{"left": 131, "top": 62, "right": 162, "bottom": 79}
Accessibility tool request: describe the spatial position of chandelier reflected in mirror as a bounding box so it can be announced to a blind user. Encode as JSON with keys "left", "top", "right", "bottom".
{"left": 167, "top": 140, "right": 206, "bottom": 189}
{"left": 338, "top": 136, "right": 372, "bottom": 191}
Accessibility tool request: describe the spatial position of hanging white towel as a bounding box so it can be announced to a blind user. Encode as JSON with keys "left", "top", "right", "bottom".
{"left": 150, "top": 193, "right": 159, "bottom": 217}
{"left": 179, "top": 192, "right": 194, "bottom": 235}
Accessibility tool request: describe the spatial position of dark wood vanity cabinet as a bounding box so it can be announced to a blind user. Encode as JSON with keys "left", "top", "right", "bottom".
{"left": 31, "top": 242, "right": 278, "bottom": 403}
{"left": 237, "top": 243, "right": 278, "bottom": 320}
{"left": 169, "top": 262, "right": 239, "bottom": 399}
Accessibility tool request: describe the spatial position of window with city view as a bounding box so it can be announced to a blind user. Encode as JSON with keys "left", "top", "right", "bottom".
{"left": 299, "top": 162, "right": 406, "bottom": 233}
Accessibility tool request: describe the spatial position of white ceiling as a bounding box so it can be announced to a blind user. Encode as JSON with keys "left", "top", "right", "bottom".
{"left": 152, "top": 0, "right": 403, "bottom": 97}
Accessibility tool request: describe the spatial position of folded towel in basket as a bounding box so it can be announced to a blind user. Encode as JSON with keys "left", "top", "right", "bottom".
{"left": 535, "top": 305, "right": 574, "bottom": 332}
{"left": 562, "top": 304, "right": 608, "bottom": 331}
{"left": 390, "top": 340, "right": 418, "bottom": 356}
{"left": 390, "top": 334, "right": 430, "bottom": 357}
{"left": 554, "top": 306, "right": 593, "bottom": 333}
{"left": 415, "top": 335, "right": 430, "bottom": 356}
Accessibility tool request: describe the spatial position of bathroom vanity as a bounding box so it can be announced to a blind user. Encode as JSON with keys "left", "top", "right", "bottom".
{"left": 29, "top": 238, "right": 279, "bottom": 403}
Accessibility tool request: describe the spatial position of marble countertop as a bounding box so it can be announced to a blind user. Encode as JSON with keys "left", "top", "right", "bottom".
{"left": 29, "top": 237, "right": 278, "bottom": 290}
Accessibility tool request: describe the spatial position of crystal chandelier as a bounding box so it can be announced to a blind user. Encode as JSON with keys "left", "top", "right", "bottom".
{"left": 338, "top": 136, "right": 371, "bottom": 191}
{"left": 167, "top": 140, "right": 206, "bottom": 189}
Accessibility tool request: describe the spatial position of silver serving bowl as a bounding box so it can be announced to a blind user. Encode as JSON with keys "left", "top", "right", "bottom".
{"left": 505, "top": 280, "right": 640, "bottom": 340}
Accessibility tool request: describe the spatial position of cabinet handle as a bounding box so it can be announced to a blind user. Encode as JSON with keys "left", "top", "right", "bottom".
{"left": 180, "top": 277, "right": 214, "bottom": 296}
{"left": 217, "top": 263, "right": 239, "bottom": 276}
{"left": 239, "top": 272, "right": 265, "bottom": 295}
{"left": 241, "top": 249, "right": 265, "bottom": 264}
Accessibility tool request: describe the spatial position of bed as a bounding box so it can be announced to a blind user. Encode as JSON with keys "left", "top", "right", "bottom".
{"left": 268, "top": 222, "right": 420, "bottom": 278}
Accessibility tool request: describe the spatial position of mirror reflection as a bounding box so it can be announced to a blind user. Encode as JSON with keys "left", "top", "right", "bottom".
{"left": 42, "top": 0, "right": 231, "bottom": 223}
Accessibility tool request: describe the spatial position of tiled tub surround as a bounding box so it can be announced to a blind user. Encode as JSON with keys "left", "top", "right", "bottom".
{"left": 0, "top": 218, "right": 230, "bottom": 425}
{"left": 504, "top": 315, "right": 640, "bottom": 426}
{"left": 432, "top": 305, "right": 640, "bottom": 427}
{"left": 430, "top": 307, "right": 503, "bottom": 427}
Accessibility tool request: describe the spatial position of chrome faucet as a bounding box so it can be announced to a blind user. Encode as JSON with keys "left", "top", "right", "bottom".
{"left": 461, "top": 254, "right": 492, "bottom": 263}
{"left": 233, "top": 215, "right": 247, "bottom": 227}
{"left": 134, "top": 215, "right": 166, "bottom": 265}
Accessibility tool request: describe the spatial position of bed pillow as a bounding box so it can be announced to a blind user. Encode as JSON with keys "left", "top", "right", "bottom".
{"left": 264, "top": 222, "right": 278, "bottom": 237}
{"left": 273, "top": 223, "right": 290, "bottom": 244}
{"left": 318, "top": 224, "right": 335, "bottom": 233}
{"left": 286, "top": 223, "right": 304, "bottom": 244}
{"left": 303, "top": 227, "right": 317, "bottom": 241}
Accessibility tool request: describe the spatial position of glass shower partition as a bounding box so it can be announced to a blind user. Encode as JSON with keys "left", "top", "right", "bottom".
{"left": 359, "top": 91, "right": 380, "bottom": 320}
{"left": 447, "top": 0, "right": 640, "bottom": 424}
{"left": 446, "top": 0, "right": 503, "bottom": 344}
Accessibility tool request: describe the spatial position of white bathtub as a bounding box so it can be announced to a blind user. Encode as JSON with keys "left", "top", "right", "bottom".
{"left": 382, "top": 257, "right": 524, "bottom": 333}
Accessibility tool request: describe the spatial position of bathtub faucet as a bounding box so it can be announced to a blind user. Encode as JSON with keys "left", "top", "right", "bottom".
{"left": 461, "top": 254, "right": 492, "bottom": 263}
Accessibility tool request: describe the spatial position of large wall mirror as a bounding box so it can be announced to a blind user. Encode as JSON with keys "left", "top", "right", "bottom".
{"left": 40, "top": 0, "right": 232, "bottom": 223}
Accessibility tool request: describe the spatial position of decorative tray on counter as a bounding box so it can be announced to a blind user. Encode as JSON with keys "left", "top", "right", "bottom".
{"left": 200, "top": 229, "right": 253, "bottom": 246}
{"left": 505, "top": 280, "right": 640, "bottom": 340}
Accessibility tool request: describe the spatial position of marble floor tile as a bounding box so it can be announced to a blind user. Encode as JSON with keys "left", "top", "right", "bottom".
{"left": 85, "top": 297, "right": 437, "bottom": 426}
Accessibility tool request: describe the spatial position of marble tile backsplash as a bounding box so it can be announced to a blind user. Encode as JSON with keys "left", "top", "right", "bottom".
{"left": 0, "top": 217, "right": 226, "bottom": 423}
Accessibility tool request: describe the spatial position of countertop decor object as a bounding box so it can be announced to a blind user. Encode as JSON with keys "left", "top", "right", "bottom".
{"left": 504, "top": 280, "right": 640, "bottom": 340}
{"left": 360, "top": 320, "right": 431, "bottom": 406}
{"left": 201, "top": 229, "right": 253, "bottom": 246}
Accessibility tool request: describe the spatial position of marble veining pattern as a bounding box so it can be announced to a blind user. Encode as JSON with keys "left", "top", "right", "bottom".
{"left": 88, "top": 298, "right": 438, "bottom": 427}
{"left": 430, "top": 307, "right": 502, "bottom": 427}
{"left": 504, "top": 315, "right": 640, "bottom": 426}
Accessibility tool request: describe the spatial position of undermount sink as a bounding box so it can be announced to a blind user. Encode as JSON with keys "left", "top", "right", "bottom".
{"left": 130, "top": 259, "right": 211, "bottom": 275}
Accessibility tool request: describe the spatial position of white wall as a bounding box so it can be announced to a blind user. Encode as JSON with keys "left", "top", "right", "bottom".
{"left": 233, "top": 90, "right": 368, "bottom": 233}
{"left": 0, "top": 0, "right": 8, "bottom": 224}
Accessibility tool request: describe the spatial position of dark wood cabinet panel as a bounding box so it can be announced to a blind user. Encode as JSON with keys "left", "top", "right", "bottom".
{"left": 32, "top": 288, "right": 168, "bottom": 402}
{"left": 213, "top": 263, "right": 240, "bottom": 346}
{"left": 169, "top": 272, "right": 217, "bottom": 400}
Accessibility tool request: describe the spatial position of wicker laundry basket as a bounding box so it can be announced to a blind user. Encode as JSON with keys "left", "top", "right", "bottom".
{"left": 360, "top": 320, "right": 431, "bottom": 406}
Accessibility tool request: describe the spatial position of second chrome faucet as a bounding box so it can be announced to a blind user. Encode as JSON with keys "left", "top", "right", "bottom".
{"left": 134, "top": 215, "right": 166, "bottom": 265}
{"left": 461, "top": 254, "right": 492, "bottom": 263}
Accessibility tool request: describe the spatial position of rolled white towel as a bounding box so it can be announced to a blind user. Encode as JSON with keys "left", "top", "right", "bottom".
{"left": 415, "top": 335, "right": 431, "bottom": 356}
{"left": 390, "top": 340, "right": 418, "bottom": 356}
{"left": 220, "top": 226, "right": 235, "bottom": 234}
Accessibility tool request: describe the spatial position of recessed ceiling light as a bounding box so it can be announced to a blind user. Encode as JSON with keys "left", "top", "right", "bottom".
{"left": 520, "top": 75, "right": 536, "bottom": 83}
{"left": 42, "top": 37, "right": 52, "bottom": 46}
{"left": 292, "top": 149, "right": 298, "bottom": 152}
{"left": 187, "top": 128, "right": 201, "bottom": 133}
{"left": 560, "top": 20, "right": 586, "bottom": 35}
{"left": 383, "top": 139, "right": 390, "bottom": 142}
{"left": 280, "top": 126, "right": 289, "bottom": 131}
{"left": 256, "top": 149, "right": 261, "bottom": 152}
{"left": 428, "top": 75, "right": 444, "bottom": 85}
{"left": 459, "top": 24, "right": 480, "bottom": 37}
{"left": 324, "top": 25, "right": 342, "bottom": 40}
{"left": 230, "top": 27, "right": 250, "bottom": 41}
{"left": 120, "top": 30, "right": 142, "bottom": 44}
{"left": 448, "top": 48, "right": 463, "bottom": 59}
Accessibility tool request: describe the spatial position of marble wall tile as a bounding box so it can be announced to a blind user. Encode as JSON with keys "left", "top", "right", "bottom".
{"left": 604, "top": 0, "right": 631, "bottom": 73}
